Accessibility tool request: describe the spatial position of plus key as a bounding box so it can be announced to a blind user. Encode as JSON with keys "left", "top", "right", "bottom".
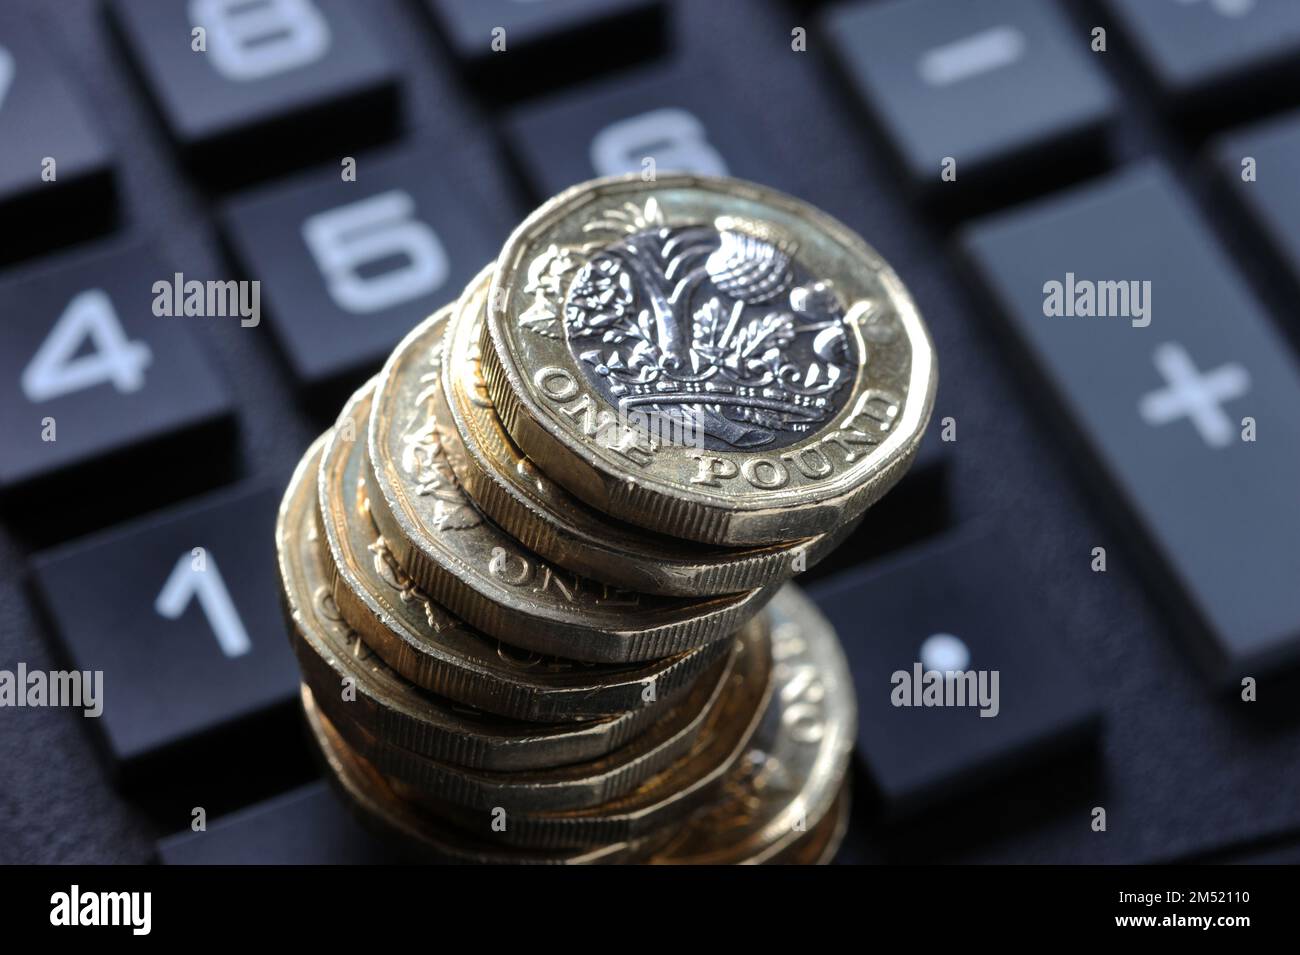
{"left": 961, "top": 163, "right": 1300, "bottom": 682}
{"left": 1138, "top": 343, "right": 1251, "bottom": 449}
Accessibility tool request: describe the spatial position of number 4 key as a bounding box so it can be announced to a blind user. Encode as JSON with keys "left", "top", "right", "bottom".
{"left": 0, "top": 242, "right": 235, "bottom": 538}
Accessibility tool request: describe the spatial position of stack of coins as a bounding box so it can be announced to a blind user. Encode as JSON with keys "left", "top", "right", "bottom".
{"left": 274, "top": 174, "right": 936, "bottom": 863}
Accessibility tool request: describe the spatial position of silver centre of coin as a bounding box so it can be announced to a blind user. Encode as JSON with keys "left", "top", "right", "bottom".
{"left": 553, "top": 212, "right": 862, "bottom": 452}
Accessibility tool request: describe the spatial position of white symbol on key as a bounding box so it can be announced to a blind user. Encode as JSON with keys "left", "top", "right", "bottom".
{"left": 0, "top": 46, "right": 14, "bottom": 111}
{"left": 917, "top": 25, "right": 1027, "bottom": 87}
{"left": 155, "top": 553, "right": 252, "bottom": 658}
{"left": 1174, "top": 0, "right": 1256, "bottom": 20}
{"left": 920, "top": 633, "right": 970, "bottom": 672}
{"left": 1138, "top": 343, "right": 1251, "bottom": 449}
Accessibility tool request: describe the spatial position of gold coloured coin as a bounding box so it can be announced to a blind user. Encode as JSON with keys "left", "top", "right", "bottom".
{"left": 766, "top": 778, "right": 851, "bottom": 865}
{"left": 323, "top": 633, "right": 739, "bottom": 814}
{"left": 444, "top": 265, "right": 859, "bottom": 595}
{"left": 281, "top": 435, "right": 675, "bottom": 772}
{"left": 395, "top": 614, "right": 773, "bottom": 849}
{"left": 482, "top": 173, "right": 936, "bottom": 545}
{"left": 649, "top": 584, "right": 856, "bottom": 864}
{"left": 318, "top": 378, "right": 728, "bottom": 723}
{"left": 301, "top": 685, "right": 652, "bottom": 865}
{"left": 367, "top": 306, "right": 775, "bottom": 663}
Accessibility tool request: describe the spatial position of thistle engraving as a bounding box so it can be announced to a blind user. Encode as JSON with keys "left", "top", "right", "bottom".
{"left": 520, "top": 200, "right": 862, "bottom": 451}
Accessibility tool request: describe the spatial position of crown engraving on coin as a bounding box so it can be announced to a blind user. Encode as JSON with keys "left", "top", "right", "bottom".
{"left": 519, "top": 200, "right": 862, "bottom": 452}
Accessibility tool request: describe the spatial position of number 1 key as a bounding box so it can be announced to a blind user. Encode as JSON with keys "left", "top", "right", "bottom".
{"left": 29, "top": 484, "right": 299, "bottom": 773}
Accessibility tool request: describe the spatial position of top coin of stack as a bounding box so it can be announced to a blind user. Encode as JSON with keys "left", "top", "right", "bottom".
{"left": 274, "top": 173, "right": 937, "bottom": 863}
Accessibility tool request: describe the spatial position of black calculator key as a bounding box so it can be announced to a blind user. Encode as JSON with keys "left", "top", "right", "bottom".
{"left": 961, "top": 163, "right": 1300, "bottom": 682}
{"left": 802, "top": 422, "right": 950, "bottom": 583}
{"left": 0, "top": 243, "right": 233, "bottom": 504}
{"left": 823, "top": 0, "right": 1115, "bottom": 199}
{"left": 1215, "top": 109, "right": 1300, "bottom": 295}
{"left": 221, "top": 142, "right": 508, "bottom": 392}
{"left": 1100, "top": 0, "right": 1300, "bottom": 112}
{"left": 505, "top": 64, "right": 793, "bottom": 201}
{"left": 425, "top": 0, "right": 666, "bottom": 97}
{"left": 0, "top": 12, "right": 115, "bottom": 260}
{"left": 813, "top": 529, "right": 1100, "bottom": 816}
{"left": 108, "top": 0, "right": 401, "bottom": 182}
{"left": 158, "top": 782, "right": 398, "bottom": 864}
{"left": 30, "top": 485, "right": 299, "bottom": 772}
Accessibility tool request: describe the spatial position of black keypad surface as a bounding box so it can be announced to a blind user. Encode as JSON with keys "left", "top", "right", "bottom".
{"left": 425, "top": 0, "right": 666, "bottom": 97}
{"left": 1215, "top": 109, "right": 1300, "bottom": 297}
{"left": 0, "top": 11, "right": 115, "bottom": 259}
{"left": 158, "top": 782, "right": 397, "bottom": 864}
{"left": 1101, "top": 0, "right": 1300, "bottom": 110}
